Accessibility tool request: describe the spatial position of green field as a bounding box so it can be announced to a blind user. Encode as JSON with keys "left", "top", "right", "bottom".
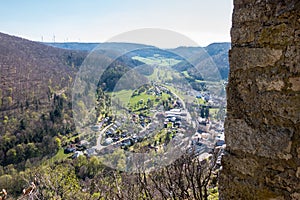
{"left": 146, "top": 67, "right": 184, "bottom": 85}
{"left": 132, "top": 56, "right": 181, "bottom": 67}
{"left": 129, "top": 93, "right": 154, "bottom": 106}
{"left": 182, "top": 70, "right": 193, "bottom": 79}
{"left": 111, "top": 89, "right": 133, "bottom": 105}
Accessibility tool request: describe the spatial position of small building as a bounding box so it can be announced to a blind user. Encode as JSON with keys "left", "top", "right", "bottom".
{"left": 85, "top": 148, "right": 97, "bottom": 157}
{"left": 80, "top": 140, "right": 90, "bottom": 147}
{"left": 216, "top": 140, "right": 225, "bottom": 147}
{"left": 72, "top": 151, "right": 84, "bottom": 159}
{"left": 105, "top": 138, "right": 113, "bottom": 145}
{"left": 174, "top": 121, "right": 181, "bottom": 128}
{"left": 64, "top": 147, "right": 76, "bottom": 154}
{"left": 170, "top": 108, "right": 181, "bottom": 113}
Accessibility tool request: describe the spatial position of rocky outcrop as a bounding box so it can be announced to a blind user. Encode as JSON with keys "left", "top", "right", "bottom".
{"left": 219, "top": 0, "right": 300, "bottom": 199}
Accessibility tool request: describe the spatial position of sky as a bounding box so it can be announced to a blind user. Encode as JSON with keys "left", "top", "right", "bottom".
{"left": 0, "top": 0, "right": 233, "bottom": 48}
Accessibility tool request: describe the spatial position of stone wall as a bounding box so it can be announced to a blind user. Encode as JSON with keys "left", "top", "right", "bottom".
{"left": 219, "top": 0, "right": 300, "bottom": 199}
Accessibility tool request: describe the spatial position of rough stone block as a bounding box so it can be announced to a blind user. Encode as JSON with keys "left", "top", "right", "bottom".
{"left": 229, "top": 48, "right": 282, "bottom": 71}
{"left": 291, "top": 193, "right": 300, "bottom": 200}
{"left": 231, "top": 25, "right": 256, "bottom": 44}
{"left": 256, "top": 79, "right": 284, "bottom": 91}
{"left": 225, "top": 119, "right": 293, "bottom": 159}
{"left": 289, "top": 77, "right": 300, "bottom": 91}
{"left": 258, "top": 23, "right": 294, "bottom": 46}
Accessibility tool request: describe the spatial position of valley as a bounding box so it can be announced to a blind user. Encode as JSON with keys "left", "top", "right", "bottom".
{"left": 0, "top": 32, "right": 228, "bottom": 199}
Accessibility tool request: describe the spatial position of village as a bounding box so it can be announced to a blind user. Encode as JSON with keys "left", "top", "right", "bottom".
{"left": 63, "top": 83, "right": 226, "bottom": 165}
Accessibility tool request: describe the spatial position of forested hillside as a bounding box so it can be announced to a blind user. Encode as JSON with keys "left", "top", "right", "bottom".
{"left": 0, "top": 32, "right": 86, "bottom": 167}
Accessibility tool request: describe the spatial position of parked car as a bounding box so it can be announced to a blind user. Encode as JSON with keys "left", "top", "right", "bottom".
{"left": 106, "top": 131, "right": 113, "bottom": 137}
{"left": 121, "top": 138, "right": 133, "bottom": 147}
{"left": 121, "top": 132, "right": 127, "bottom": 138}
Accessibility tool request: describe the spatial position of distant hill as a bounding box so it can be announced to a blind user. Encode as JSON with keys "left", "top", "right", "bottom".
{"left": 205, "top": 42, "right": 231, "bottom": 56}
{"left": 45, "top": 42, "right": 99, "bottom": 51}
{"left": 46, "top": 42, "right": 231, "bottom": 84}
{"left": 205, "top": 43, "right": 230, "bottom": 80}
{"left": 46, "top": 42, "right": 154, "bottom": 52}
{"left": 170, "top": 43, "right": 231, "bottom": 80}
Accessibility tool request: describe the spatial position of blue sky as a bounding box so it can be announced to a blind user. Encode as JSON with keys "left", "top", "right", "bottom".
{"left": 0, "top": 0, "right": 233, "bottom": 47}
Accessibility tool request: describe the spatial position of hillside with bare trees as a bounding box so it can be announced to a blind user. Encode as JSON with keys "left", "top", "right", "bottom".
{"left": 0, "top": 32, "right": 86, "bottom": 167}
